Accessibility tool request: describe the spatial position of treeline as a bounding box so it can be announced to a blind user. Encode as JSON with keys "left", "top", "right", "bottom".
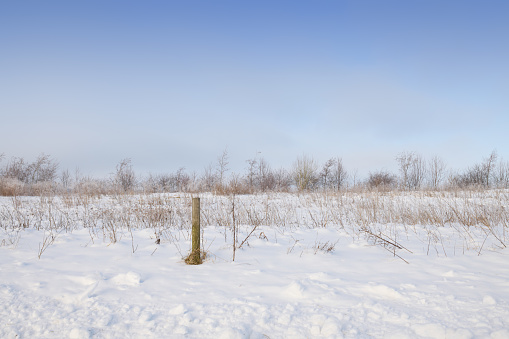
{"left": 0, "top": 150, "right": 508, "bottom": 196}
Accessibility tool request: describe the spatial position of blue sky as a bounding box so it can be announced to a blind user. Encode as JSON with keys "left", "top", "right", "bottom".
{"left": 1, "top": 1, "right": 508, "bottom": 178}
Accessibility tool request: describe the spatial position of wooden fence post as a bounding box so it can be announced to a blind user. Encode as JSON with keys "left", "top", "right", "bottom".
{"left": 186, "top": 197, "right": 202, "bottom": 265}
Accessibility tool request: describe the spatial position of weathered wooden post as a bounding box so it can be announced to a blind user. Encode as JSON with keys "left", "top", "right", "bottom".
{"left": 186, "top": 197, "right": 202, "bottom": 265}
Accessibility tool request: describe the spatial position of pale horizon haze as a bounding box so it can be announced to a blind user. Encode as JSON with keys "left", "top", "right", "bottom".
{"left": 1, "top": 1, "right": 508, "bottom": 179}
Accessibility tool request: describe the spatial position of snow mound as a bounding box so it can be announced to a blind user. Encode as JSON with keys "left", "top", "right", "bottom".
{"left": 110, "top": 271, "right": 141, "bottom": 287}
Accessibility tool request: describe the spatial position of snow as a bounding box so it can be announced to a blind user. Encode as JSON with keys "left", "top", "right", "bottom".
{"left": 1, "top": 192, "right": 509, "bottom": 338}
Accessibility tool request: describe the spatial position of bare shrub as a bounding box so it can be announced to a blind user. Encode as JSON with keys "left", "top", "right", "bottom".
{"left": 114, "top": 158, "right": 136, "bottom": 193}
{"left": 367, "top": 171, "right": 397, "bottom": 190}
{"left": 451, "top": 151, "right": 498, "bottom": 188}
{"left": 75, "top": 177, "right": 111, "bottom": 196}
{"left": 145, "top": 173, "right": 170, "bottom": 193}
{"left": 146, "top": 168, "right": 190, "bottom": 193}
{"left": 257, "top": 158, "right": 276, "bottom": 192}
{"left": 452, "top": 165, "right": 485, "bottom": 188}
{"left": 272, "top": 167, "right": 292, "bottom": 192}
{"left": 227, "top": 173, "right": 251, "bottom": 195}
{"left": 173, "top": 167, "right": 190, "bottom": 192}
{"left": 31, "top": 181, "right": 57, "bottom": 196}
{"left": 200, "top": 163, "right": 217, "bottom": 192}
{"left": 214, "top": 173, "right": 251, "bottom": 195}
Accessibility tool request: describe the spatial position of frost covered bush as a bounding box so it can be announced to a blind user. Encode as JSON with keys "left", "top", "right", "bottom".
{"left": 293, "top": 155, "right": 319, "bottom": 191}
{"left": 114, "top": 158, "right": 136, "bottom": 193}
{"left": 0, "top": 154, "right": 59, "bottom": 196}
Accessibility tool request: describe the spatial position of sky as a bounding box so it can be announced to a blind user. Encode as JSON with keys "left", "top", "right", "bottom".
{"left": 1, "top": 1, "right": 508, "bottom": 179}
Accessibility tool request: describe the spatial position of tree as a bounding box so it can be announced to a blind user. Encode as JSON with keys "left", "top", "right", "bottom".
{"left": 494, "top": 159, "right": 509, "bottom": 188}
{"left": 396, "top": 152, "right": 425, "bottom": 190}
{"left": 244, "top": 156, "right": 277, "bottom": 192}
{"left": 428, "top": 156, "right": 446, "bottom": 189}
{"left": 61, "top": 169, "right": 72, "bottom": 189}
{"left": 483, "top": 150, "right": 497, "bottom": 188}
{"left": 320, "top": 157, "right": 348, "bottom": 191}
{"left": 28, "top": 154, "right": 58, "bottom": 183}
{"left": 215, "top": 148, "right": 229, "bottom": 189}
{"left": 320, "top": 158, "right": 335, "bottom": 191}
{"left": 410, "top": 154, "right": 426, "bottom": 189}
{"left": 332, "top": 157, "right": 348, "bottom": 191}
{"left": 245, "top": 158, "right": 257, "bottom": 192}
{"left": 293, "top": 155, "right": 318, "bottom": 191}
{"left": 3, "top": 157, "right": 28, "bottom": 182}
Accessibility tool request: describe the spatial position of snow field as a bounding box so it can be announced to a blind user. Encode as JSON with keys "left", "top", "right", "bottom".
{"left": 1, "top": 192, "right": 509, "bottom": 338}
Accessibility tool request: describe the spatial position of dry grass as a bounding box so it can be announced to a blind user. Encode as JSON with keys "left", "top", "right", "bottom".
{"left": 0, "top": 189, "right": 507, "bottom": 259}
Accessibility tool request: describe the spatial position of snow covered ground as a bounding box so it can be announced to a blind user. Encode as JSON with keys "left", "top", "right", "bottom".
{"left": 1, "top": 193, "right": 508, "bottom": 338}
